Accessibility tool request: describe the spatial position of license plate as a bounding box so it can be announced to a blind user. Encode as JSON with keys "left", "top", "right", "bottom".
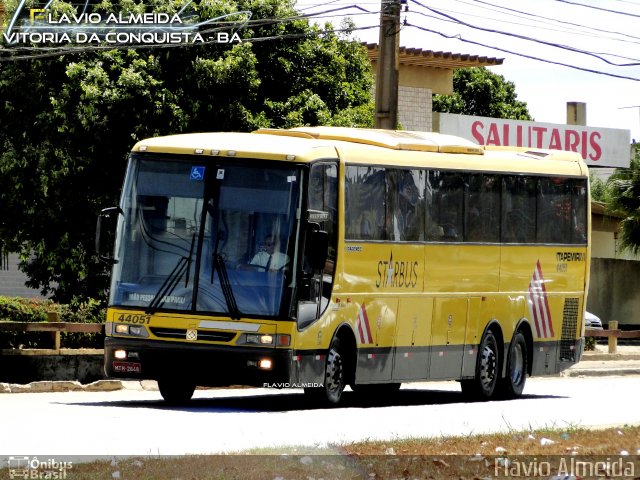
{"left": 113, "top": 361, "right": 141, "bottom": 374}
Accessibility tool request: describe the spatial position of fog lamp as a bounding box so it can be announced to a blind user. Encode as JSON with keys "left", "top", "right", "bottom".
{"left": 258, "top": 359, "right": 272, "bottom": 370}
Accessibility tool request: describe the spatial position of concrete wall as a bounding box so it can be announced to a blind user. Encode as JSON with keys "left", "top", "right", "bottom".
{"left": 0, "top": 353, "right": 105, "bottom": 384}
{"left": 0, "top": 253, "right": 46, "bottom": 298}
{"left": 398, "top": 85, "right": 433, "bottom": 132}
{"left": 587, "top": 258, "right": 640, "bottom": 328}
{"left": 370, "top": 83, "right": 434, "bottom": 132}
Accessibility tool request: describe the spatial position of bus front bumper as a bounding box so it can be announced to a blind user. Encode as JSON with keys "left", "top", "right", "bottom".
{"left": 104, "top": 336, "right": 293, "bottom": 387}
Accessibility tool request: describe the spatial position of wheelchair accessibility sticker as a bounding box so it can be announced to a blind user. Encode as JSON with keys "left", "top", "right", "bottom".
{"left": 190, "top": 166, "right": 205, "bottom": 181}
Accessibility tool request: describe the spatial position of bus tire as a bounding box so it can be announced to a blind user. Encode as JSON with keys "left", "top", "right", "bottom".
{"left": 304, "top": 336, "right": 346, "bottom": 405}
{"left": 498, "top": 331, "right": 527, "bottom": 398}
{"left": 158, "top": 378, "right": 196, "bottom": 405}
{"left": 461, "top": 329, "right": 499, "bottom": 400}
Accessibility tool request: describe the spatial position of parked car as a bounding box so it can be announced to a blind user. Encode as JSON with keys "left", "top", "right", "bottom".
{"left": 585, "top": 311, "right": 604, "bottom": 330}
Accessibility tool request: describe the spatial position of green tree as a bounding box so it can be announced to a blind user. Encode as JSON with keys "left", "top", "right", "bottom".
{"left": 433, "top": 67, "right": 532, "bottom": 120}
{"left": 0, "top": 0, "right": 374, "bottom": 302}
{"left": 603, "top": 143, "right": 640, "bottom": 254}
{"left": 590, "top": 172, "right": 607, "bottom": 202}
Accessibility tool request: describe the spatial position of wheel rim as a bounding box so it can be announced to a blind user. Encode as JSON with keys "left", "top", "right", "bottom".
{"left": 325, "top": 348, "right": 344, "bottom": 397}
{"left": 479, "top": 341, "right": 497, "bottom": 392}
{"left": 510, "top": 341, "right": 525, "bottom": 386}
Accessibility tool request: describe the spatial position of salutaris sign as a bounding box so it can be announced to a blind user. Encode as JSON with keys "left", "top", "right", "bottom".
{"left": 434, "top": 112, "right": 631, "bottom": 168}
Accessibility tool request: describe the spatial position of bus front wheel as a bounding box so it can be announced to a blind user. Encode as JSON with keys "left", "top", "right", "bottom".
{"left": 461, "top": 329, "right": 499, "bottom": 400}
{"left": 158, "top": 377, "right": 196, "bottom": 405}
{"left": 304, "top": 336, "right": 346, "bottom": 405}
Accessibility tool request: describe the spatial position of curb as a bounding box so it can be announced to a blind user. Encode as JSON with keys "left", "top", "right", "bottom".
{"left": 0, "top": 379, "right": 160, "bottom": 393}
{"left": 0, "top": 379, "right": 124, "bottom": 393}
{"left": 581, "top": 353, "right": 640, "bottom": 361}
{"left": 562, "top": 367, "right": 640, "bottom": 377}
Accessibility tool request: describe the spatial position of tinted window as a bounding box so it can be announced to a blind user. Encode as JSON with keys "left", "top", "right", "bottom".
{"left": 466, "top": 174, "right": 501, "bottom": 242}
{"left": 345, "top": 166, "right": 385, "bottom": 240}
{"left": 502, "top": 176, "right": 537, "bottom": 243}
{"left": 426, "top": 171, "right": 464, "bottom": 241}
{"left": 571, "top": 179, "right": 588, "bottom": 244}
{"left": 346, "top": 166, "right": 587, "bottom": 246}
{"left": 309, "top": 163, "right": 338, "bottom": 271}
{"left": 537, "top": 177, "right": 572, "bottom": 243}
{"left": 387, "top": 169, "right": 425, "bottom": 241}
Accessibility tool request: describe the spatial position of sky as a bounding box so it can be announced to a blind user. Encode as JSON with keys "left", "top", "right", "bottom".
{"left": 297, "top": 0, "right": 640, "bottom": 149}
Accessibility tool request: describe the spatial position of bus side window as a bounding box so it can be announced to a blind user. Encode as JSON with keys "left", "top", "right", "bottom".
{"left": 345, "top": 166, "right": 385, "bottom": 240}
{"left": 427, "top": 170, "right": 464, "bottom": 242}
{"left": 466, "top": 174, "right": 500, "bottom": 243}
{"left": 386, "top": 169, "right": 425, "bottom": 241}
{"left": 502, "top": 176, "right": 537, "bottom": 244}
{"left": 309, "top": 163, "right": 338, "bottom": 275}
{"left": 571, "top": 179, "right": 588, "bottom": 244}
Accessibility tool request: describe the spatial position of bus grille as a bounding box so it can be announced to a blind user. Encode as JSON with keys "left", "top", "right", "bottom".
{"left": 150, "top": 327, "right": 236, "bottom": 342}
{"left": 559, "top": 297, "right": 579, "bottom": 361}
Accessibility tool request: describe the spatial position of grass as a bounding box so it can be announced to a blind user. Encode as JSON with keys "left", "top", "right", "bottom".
{"left": 3, "top": 426, "right": 639, "bottom": 479}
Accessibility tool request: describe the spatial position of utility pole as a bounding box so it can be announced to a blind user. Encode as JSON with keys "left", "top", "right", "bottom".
{"left": 374, "top": 0, "right": 401, "bottom": 130}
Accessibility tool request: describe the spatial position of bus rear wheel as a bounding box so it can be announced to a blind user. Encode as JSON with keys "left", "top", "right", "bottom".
{"left": 304, "top": 337, "right": 346, "bottom": 405}
{"left": 498, "top": 331, "right": 527, "bottom": 398}
{"left": 461, "top": 329, "right": 499, "bottom": 400}
{"left": 158, "top": 377, "right": 196, "bottom": 405}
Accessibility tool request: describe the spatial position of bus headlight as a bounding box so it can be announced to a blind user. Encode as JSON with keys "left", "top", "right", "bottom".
{"left": 113, "top": 324, "right": 149, "bottom": 338}
{"left": 241, "top": 333, "right": 290, "bottom": 346}
{"left": 115, "top": 324, "right": 129, "bottom": 334}
{"left": 244, "top": 333, "right": 274, "bottom": 345}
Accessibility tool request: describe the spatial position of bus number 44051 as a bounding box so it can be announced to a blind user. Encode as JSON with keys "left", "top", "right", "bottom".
{"left": 117, "top": 314, "right": 151, "bottom": 324}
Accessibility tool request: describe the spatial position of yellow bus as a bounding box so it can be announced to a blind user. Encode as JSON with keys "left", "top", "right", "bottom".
{"left": 97, "top": 126, "right": 590, "bottom": 404}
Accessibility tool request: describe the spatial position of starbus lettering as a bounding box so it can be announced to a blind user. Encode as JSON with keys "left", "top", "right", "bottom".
{"left": 376, "top": 252, "right": 418, "bottom": 288}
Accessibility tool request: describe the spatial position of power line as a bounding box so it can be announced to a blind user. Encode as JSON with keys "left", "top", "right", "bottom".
{"left": 405, "top": 22, "right": 640, "bottom": 81}
{"left": 410, "top": 0, "right": 640, "bottom": 66}
{"left": 408, "top": 4, "right": 640, "bottom": 52}
{"left": 456, "top": 0, "right": 640, "bottom": 44}
{"left": 555, "top": 0, "right": 640, "bottom": 17}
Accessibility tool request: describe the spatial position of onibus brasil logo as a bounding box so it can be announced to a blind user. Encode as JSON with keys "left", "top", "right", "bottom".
{"left": 3, "top": 0, "right": 249, "bottom": 46}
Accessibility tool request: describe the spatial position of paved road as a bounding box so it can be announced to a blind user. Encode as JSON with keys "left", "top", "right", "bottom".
{"left": 1, "top": 374, "right": 639, "bottom": 460}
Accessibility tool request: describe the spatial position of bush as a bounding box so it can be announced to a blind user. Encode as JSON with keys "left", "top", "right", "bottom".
{"left": 0, "top": 297, "right": 52, "bottom": 323}
{"left": 59, "top": 298, "right": 105, "bottom": 348}
{"left": 0, "top": 296, "right": 105, "bottom": 349}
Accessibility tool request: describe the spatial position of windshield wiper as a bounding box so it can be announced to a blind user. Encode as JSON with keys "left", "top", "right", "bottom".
{"left": 145, "top": 234, "right": 196, "bottom": 315}
{"left": 212, "top": 253, "right": 241, "bottom": 320}
{"left": 205, "top": 206, "right": 241, "bottom": 320}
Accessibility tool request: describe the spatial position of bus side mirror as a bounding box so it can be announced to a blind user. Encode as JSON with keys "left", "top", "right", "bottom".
{"left": 95, "top": 206, "right": 122, "bottom": 264}
{"left": 306, "top": 230, "right": 329, "bottom": 271}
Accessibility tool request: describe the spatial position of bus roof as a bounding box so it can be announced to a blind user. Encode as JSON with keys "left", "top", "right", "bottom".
{"left": 131, "top": 127, "right": 586, "bottom": 176}
{"left": 257, "top": 126, "right": 485, "bottom": 155}
{"left": 131, "top": 132, "right": 339, "bottom": 162}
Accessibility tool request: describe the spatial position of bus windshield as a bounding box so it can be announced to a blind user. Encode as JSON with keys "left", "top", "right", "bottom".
{"left": 109, "top": 155, "right": 302, "bottom": 318}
